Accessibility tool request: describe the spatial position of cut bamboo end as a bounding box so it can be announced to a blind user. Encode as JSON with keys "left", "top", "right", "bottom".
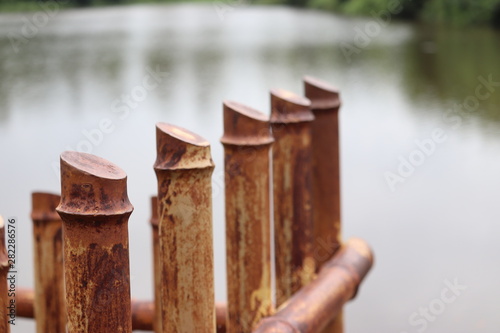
{"left": 221, "top": 101, "right": 274, "bottom": 146}
{"left": 57, "top": 151, "right": 133, "bottom": 218}
{"left": 154, "top": 122, "right": 213, "bottom": 171}
{"left": 270, "top": 89, "right": 313, "bottom": 124}
{"left": 31, "top": 192, "right": 67, "bottom": 333}
{"left": 271, "top": 87, "right": 315, "bottom": 307}
{"left": 56, "top": 152, "right": 133, "bottom": 333}
{"left": 222, "top": 102, "right": 273, "bottom": 333}
{"left": 304, "top": 76, "right": 341, "bottom": 110}
{"left": 155, "top": 124, "right": 215, "bottom": 333}
{"left": 31, "top": 192, "right": 61, "bottom": 222}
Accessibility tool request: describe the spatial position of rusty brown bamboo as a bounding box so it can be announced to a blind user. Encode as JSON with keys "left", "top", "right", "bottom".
{"left": 304, "top": 76, "right": 343, "bottom": 333}
{"left": 149, "top": 196, "right": 161, "bottom": 333}
{"left": 14, "top": 288, "right": 228, "bottom": 333}
{"left": 31, "top": 192, "right": 66, "bottom": 333}
{"left": 221, "top": 101, "right": 274, "bottom": 333}
{"left": 56, "top": 151, "right": 134, "bottom": 333}
{"left": 253, "top": 238, "right": 373, "bottom": 333}
{"left": 14, "top": 287, "right": 34, "bottom": 319}
{"left": 154, "top": 123, "right": 216, "bottom": 333}
{"left": 270, "top": 89, "right": 315, "bottom": 307}
{"left": 0, "top": 216, "right": 10, "bottom": 332}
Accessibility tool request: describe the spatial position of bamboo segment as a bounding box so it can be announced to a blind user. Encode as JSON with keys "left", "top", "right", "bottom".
{"left": 13, "top": 287, "right": 34, "bottom": 319}
{"left": 154, "top": 123, "right": 216, "bottom": 333}
{"left": 303, "top": 76, "right": 342, "bottom": 268}
{"left": 31, "top": 192, "right": 66, "bottom": 333}
{"left": 149, "top": 196, "right": 161, "bottom": 333}
{"left": 0, "top": 216, "right": 10, "bottom": 333}
{"left": 56, "top": 151, "right": 134, "bottom": 333}
{"left": 221, "top": 101, "right": 274, "bottom": 333}
{"left": 253, "top": 238, "right": 374, "bottom": 333}
{"left": 304, "top": 77, "right": 343, "bottom": 333}
{"left": 270, "top": 89, "right": 316, "bottom": 307}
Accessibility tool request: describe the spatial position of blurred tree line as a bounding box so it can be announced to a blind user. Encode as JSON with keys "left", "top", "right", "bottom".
{"left": 303, "top": 0, "right": 500, "bottom": 27}
{"left": 2, "top": 0, "right": 500, "bottom": 27}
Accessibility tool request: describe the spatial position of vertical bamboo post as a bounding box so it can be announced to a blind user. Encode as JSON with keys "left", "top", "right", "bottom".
{"left": 149, "top": 196, "right": 162, "bottom": 333}
{"left": 221, "top": 101, "right": 274, "bottom": 333}
{"left": 56, "top": 151, "right": 133, "bottom": 333}
{"left": 304, "top": 77, "right": 343, "bottom": 333}
{"left": 154, "top": 123, "right": 215, "bottom": 333}
{"left": 31, "top": 192, "right": 66, "bottom": 333}
{"left": 0, "top": 216, "right": 10, "bottom": 333}
{"left": 270, "top": 89, "right": 316, "bottom": 307}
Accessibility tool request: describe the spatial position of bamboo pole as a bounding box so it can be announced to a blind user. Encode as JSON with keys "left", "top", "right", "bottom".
{"left": 154, "top": 122, "right": 216, "bottom": 333}
{"left": 270, "top": 89, "right": 315, "bottom": 307}
{"left": 149, "top": 196, "right": 161, "bottom": 333}
{"left": 221, "top": 101, "right": 274, "bottom": 333}
{"left": 14, "top": 290, "right": 227, "bottom": 333}
{"left": 253, "top": 238, "right": 373, "bottom": 333}
{"left": 0, "top": 216, "right": 10, "bottom": 333}
{"left": 13, "top": 287, "right": 34, "bottom": 319}
{"left": 56, "top": 151, "right": 134, "bottom": 333}
{"left": 304, "top": 76, "right": 343, "bottom": 333}
{"left": 31, "top": 192, "right": 66, "bottom": 333}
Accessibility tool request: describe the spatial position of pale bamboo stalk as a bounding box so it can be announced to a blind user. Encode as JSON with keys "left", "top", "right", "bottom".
{"left": 154, "top": 123, "right": 216, "bottom": 333}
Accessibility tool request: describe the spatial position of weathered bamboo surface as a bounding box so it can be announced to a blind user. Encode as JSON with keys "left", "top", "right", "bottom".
{"left": 56, "top": 151, "right": 134, "bottom": 333}
{"left": 154, "top": 123, "right": 216, "bottom": 333}
{"left": 0, "top": 216, "right": 10, "bottom": 333}
{"left": 221, "top": 101, "right": 274, "bottom": 333}
{"left": 31, "top": 192, "right": 66, "bottom": 333}
{"left": 149, "top": 196, "right": 162, "bottom": 333}
{"left": 270, "top": 89, "right": 316, "bottom": 307}
{"left": 253, "top": 238, "right": 373, "bottom": 333}
{"left": 304, "top": 76, "right": 343, "bottom": 333}
{"left": 14, "top": 288, "right": 228, "bottom": 333}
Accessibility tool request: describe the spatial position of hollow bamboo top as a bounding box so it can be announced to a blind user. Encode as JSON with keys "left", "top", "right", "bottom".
{"left": 303, "top": 76, "right": 341, "bottom": 110}
{"left": 31, "top": 192, "right": 61, "bottom": 222}
{"left": 56, "top": 151, "right": 133, "bottom": 219}
{"left": 0, "top": 216, "right": 8, "bottom": 269}
{"left": 220, "top": 100, "right": 274, "bottom": 146}
{"left": 270, "top": 89, "right": 314, "bottom": 124}
{"left": 150, "top": 196, "right": 158, "bottom": 227}
{"left": 154, "top": 122, "right": 214, "bottom": 171}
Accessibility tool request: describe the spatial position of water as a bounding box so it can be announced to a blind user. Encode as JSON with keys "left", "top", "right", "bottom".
{"left": 1, "top": 3, "right": 500, "bottom": 332}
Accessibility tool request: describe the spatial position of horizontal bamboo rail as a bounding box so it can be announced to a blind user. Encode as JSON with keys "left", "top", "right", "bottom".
{"left": 13, "top": 288, "right": 228, "bottom": 332}
{"left": 253, "top": 238, "right": 373, "bottom": 333}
